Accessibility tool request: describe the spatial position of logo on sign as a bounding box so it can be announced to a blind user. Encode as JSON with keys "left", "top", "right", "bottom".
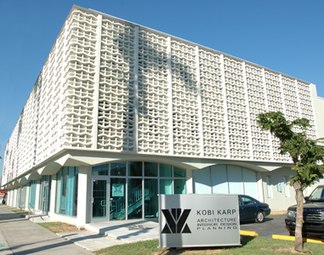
{"left": 161, "top": 208, "right": 191, "bottom": 234}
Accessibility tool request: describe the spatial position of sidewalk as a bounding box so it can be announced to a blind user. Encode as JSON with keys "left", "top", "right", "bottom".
{"left": 56, "top": 220, "right": 159, "bottom": 251}
{"left": 0, "top": 205, "right": 93, "bottom": 255}
{"left": 0, "top": 205, "right": 160, "bottom": 253}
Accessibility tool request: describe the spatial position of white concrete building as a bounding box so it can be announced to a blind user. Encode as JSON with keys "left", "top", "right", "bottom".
{"left": 1, "top": 6, "right": 324, "bottom": 227}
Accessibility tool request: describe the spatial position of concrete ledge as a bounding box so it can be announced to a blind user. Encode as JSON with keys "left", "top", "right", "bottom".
{"left": 240, "top": 230, "right": 258, "bottom": 237}
{"left": 272, "top": 234, "right": 324, "bottom": 244}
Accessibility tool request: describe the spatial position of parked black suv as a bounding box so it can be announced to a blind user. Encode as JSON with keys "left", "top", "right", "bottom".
{"left": 285, "top": 185, "right": 324, "bottom": 238}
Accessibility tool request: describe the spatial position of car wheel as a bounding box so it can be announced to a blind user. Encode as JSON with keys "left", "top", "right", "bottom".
{"left": 289, "top": 231, "right": 295, "bottom": 236}
{"left": 255, "top": 211, "right": 265, "bottom": 223}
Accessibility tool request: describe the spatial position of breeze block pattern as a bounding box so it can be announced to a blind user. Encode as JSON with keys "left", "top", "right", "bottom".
{"left": 98, "top": 16, "right": 136, "bottom": 151}
{"left": 2, "top": 6, "right": 318, "bottom": 182}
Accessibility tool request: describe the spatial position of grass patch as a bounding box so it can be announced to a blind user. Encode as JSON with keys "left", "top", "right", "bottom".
{"left": 95, "top": 239, "right": 165, "bottom": 255}
{"left": 95, "top": 237, "right": 324, "bottom": 255}
{"left": 38, "top": 222, "right": 79, "bottom": 233}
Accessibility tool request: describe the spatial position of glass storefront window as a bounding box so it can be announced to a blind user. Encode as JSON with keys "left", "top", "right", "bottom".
{"left": 55, "top": 167, "right": 78, "bottom": 216}
{"left": 90, "top": 161, "right": 187, "bottom": 220}
{"left": 174, "top": 179, "right": 186, "bottom": 194}
{"left": 160, "top": 164, "right": 172, "bottom": 177}
{"left": 128, "top": 178, "right": 142, "bottom": 219}
{"left": 18, "top": 186, "right": 27, "bottom": 209}
{"left": 111, "top": 162, "right": 126, "bottom": 176}
{"left": 129, "top": 162, "right": 142, "bottom": 176}
{"left": 110, "top": 178, "right": 126, "bottom": 220}
{"left": 144, "top": 179, "right": 158, "bottom": 218}
{"left": 28, "top": 180, "right": 37, "bottom": 209}
{"left": 39, "top": 176, "right": 51, "bottom": 213}
{"left": 92, "top": 164, "right": 108, "bottom": 175}
{"left": 92, "top": 180, "right": 107, "bottom": 218}
{"left": 160, "top": 179, "right": 172, "bottom": 194}
{"left": 144, "top": 162, "right": 158, "bottom": 177}
{"left": 174, "top": 167, "right": 186, "bottom": 177}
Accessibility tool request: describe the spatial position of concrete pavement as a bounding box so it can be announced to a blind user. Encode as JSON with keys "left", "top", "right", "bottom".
{"left": 1, "top": 205, "right": 292, "bottom": 253}
{"left": 240, "top": 214, "right": 288, "bottom": 237}
{"left": 56, "top": 220, "right": 159, "bottom": 251}
{"left": 0, "top": 205, "right": 93, "bottom": 254}
{"left": 0, "top": 205, "right": 160, "bottom": 253}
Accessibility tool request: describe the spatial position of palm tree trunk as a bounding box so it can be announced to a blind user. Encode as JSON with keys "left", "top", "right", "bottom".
{"left": 293, "top": 181, "right": 304, "bottom": 252}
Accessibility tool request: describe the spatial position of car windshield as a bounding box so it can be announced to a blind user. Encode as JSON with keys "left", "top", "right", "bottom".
{"left": 308, "top": 187, "right": 324, "bottom": 202}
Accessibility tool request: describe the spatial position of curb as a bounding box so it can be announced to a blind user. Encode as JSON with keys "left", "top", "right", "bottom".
{"left": 272, "top": 234, "right": 324, "bottom": 244}
{"left": 240, "top": 230, "right": 258, "bottom": 237}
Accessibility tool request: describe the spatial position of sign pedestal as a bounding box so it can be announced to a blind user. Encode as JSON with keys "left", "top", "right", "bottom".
{"left": 159, "top": 194, "right": 241, "bottom": 248}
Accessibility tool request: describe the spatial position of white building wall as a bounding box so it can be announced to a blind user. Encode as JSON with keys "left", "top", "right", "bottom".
{"left": 49, "top": 174, "right": 57, "bottom": 214}
{"left": 76, "top": 166, "right": 91, "bottom": 226}
{"left": 262, "top": 168, "right": 296, "bottom": 211}
{"left": 310, "top": 84, "right": 324, "bottom": 139}
{"left": 1, "top": 5, "right": 322, "bottom": 204}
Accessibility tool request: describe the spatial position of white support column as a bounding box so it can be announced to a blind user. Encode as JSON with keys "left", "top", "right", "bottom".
{"left": 242, "top": 62, "right": 253, "bottom": 159}
{"left": 167, "top": 37, "right": 174, "bottom": 155}
{"left": 91, "top": 14, "right": 103, "bottom": 149}
{"left": 8, "top": 190, "right": 12, "bottom": 207}
{"left": 49, "top": 174, "right": 57, "bottom": 214}
{"left": 256, "top": 172, "right": 265, "bottom": 202}
{"left": 195, "top": 46, "right": 204, "bottom": 157}
{"left": 13, "top": 189, "right": 16, "bottom": 207}
{"left": 25, "top": 185, "right": 30, "bottom": 211}
{"left": 77, "top": 166, "right": 91, "bottom": 226}
{"left": 12, "top": 189, "right": 16, "bottom": 208}
{"left": 9, "top": 190, "right": 14, "bottom": 207}
{"left": 133, "top": 26, "right": 139, "bottom": 153}
{"left": 220, "top": 54, "right": 230, "bottom": 158}
{"left": 6, "top": 190, "right": 10, "bottom": 206}
{"left": 185, "top": 169, "right": 193, "bottom": 194}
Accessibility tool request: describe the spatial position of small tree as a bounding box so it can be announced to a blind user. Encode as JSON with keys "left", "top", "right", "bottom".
{"left": 257, "top": 111, "right": 324, "bottom": 252}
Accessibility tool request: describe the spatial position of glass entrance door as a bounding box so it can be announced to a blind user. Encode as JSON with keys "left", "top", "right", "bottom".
{"left": 40, "top": 176, "right": 51, "bottom": 213}
{"left": 92, "top": 179, "right": 107, "bottom": 218}
{"left": 128, "top": 179, "right": 142, "bottom": 219}
{"left": 110, "top": 178, "right": 126, "bottom": 220}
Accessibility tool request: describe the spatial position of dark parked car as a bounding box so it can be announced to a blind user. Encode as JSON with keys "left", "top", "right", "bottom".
{"left": 239, "top": 195, "right": 271, "bottom": 223}
{"left": 285, "top": 185, "right": 324, "bottom": 238}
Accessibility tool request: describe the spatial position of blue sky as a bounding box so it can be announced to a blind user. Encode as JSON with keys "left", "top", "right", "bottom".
{"left": 0, "top": 0, "right": 323, "bottom": 168}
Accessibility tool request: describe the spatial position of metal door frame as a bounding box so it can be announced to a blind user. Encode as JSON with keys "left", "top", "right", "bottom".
{"left": 91, "top": 177, "right": 110, "bottom": 221}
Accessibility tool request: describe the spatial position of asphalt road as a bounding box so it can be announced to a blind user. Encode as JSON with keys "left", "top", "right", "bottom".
{"left": 240, "top": 214, "right": 289, "bottom": 237}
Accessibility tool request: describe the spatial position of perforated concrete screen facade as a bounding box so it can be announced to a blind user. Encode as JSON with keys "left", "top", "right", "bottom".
{"left": 2, "top": 7, "right": 324, "bottom": 219}
{"left": 2, "top": 6, "right": 319, "bottom": 185}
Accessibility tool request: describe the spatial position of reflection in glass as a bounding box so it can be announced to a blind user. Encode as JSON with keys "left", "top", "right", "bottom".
{"left": 174, "top": 179, "right": 186, "bottom": 194}
{"left": 111, "top": 162, "right": 126, "bottom": 176}
{"left": 144, "top": 179, "right": 158, "bottom": 218}
{"left": 55, "top": 167, "right": 78, "bottom": 216}
{"left": 160, "top": 164, "right": 172, "bottom": 177}
{"left": 144, "top": 162, "right": 158, "bottom": 177}
{"left": 128, "top": 179, "right": 142, "bottom": 219}
{"left": 110, "top": 178, "right": 126, "bottom": 220}
{"left": 129, "top": 162, "right": 142, "bottom": 176}
{"left": 174, "top": 167, "right": 186, "bottom": 177}
{"left": 92, "top": 164, "right": 109, "bottom": 175}
{"left": 92, "top": 180, "right": 106, "bottom": 218}
{"left": 160, "top": 179, "right": 172, "bottom": 194}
